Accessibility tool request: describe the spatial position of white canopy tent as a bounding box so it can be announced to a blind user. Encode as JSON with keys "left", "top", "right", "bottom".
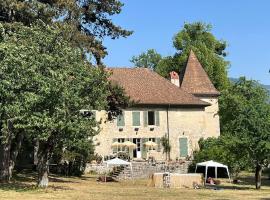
{"left": 105, "top": 158, "right": 133, "bottom": 180}
{"left": 195, "top": 160, "right": 231, "bottom": 183}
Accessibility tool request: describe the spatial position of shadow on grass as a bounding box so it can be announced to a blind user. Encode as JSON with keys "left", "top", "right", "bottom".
{"left": 206, "top": 175, "right": 270, "bottom": 191}
{"left": 0, "top": 181, "right": 37, "bottom": 192}
{"left": 79, "top": 175, "right": 98, "bottom": 181}
{"left": 0, "top": 172, "right": 76, "bottom": 192}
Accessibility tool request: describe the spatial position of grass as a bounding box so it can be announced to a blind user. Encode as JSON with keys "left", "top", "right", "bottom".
{"left": 0, "top": 172, "right": 270, "bottom": 200}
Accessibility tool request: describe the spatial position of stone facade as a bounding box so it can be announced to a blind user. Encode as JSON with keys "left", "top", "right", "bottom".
{"left": 94, "top": 98, "right": 220, "bottom": 161}
{"left": 93, "top": 51, "right": 221, "bottom": 161}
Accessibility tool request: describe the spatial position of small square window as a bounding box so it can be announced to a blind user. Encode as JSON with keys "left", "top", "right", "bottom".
{"left": 148, "top": 111, "right": 155, "bottom": 125}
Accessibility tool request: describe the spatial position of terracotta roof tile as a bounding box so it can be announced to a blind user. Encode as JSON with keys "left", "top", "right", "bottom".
{"left": 108, "top": 67, "right": 209, "bottom": 107}
{"left": 180, "top": 50, "right": 220, "bottom": 96}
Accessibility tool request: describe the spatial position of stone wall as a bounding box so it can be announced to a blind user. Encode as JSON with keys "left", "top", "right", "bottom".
{"left": 94, "top": 103, "right": 220, "bottom": 160}
{"left": 85, "top": 161, "right": 191, "bottom": 180}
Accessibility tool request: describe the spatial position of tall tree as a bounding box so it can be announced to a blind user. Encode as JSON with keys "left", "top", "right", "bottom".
{"left": 130, "top": 49, "right": 162, "bottom": 71}
{"left": 0, "top": 22, "right": 129, "bottom": 187}
{"left": 132, "top": 22, "right": 229, "bottom": 90}
{"left": 0, "top": 0, "right": 132, "bottom": 64}
{"left": 219, "top": 77, "right": 270, "bottom": 189}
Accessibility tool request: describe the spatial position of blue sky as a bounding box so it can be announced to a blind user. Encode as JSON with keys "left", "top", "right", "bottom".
{"left": 103, "top": 0, "right": 270, "bottom": 85}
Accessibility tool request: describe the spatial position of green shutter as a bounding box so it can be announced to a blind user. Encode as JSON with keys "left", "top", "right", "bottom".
{"left": 129, "top": 138, "right": 133, "bottom": 159}
{"left": 113, "top": 138, "right": 117, "bottom": 153}
{"left": 143, "top": 111, "right": 148, "bottom": 127}
{"left": 156, "top": 138, "right": 161, "bottom": 152}
{"left": 92, "top": 111, "right": 96, "bottom": 120}
{"left": 179, "top": 138, "right": 188, "bottom": 157}
{"left": 155, "top": 111, "right": 160, "bottom": 126}
{"left": 117, "top": 113, "right": 125, "bottom": 126}
{"left": 132, "top": 112, "right": 140, "bottom": 126}
{"left": 141, "top": 138, "right": 148, "bottom": 159}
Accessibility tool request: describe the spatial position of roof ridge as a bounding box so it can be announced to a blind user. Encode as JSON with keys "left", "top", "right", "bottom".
{"left": 148, "top": 68, "right": 209, "bottom": 104}
{"left": 109, "top": 67, "right": 210, "bottom": 106}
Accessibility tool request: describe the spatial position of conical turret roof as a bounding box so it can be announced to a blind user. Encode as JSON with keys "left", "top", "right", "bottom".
{"left": 180, "top": 50, "right": 220, "bottom": 96}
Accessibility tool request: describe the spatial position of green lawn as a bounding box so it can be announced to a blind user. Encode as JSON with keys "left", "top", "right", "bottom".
{"left": 0, "top": 173, "right": 270, "bottom": 200}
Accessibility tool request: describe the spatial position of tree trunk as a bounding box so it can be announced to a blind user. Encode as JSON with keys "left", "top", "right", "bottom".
{"left": 37, "top": 151, "right": 49, "bottom": 188}
{"left": 8, "top": 132, "right": 24, "bottom": 180}
{"left": 255, "top": 163, "right": 262, "bottom": 189}
{"left": 0, "top": 120, "right": 13, "bottom": 182}
{"left": 33, "top": 139, "right": 39, "bottom": 167}
{"left": 0, "top": 140, "right": 11, "bottom": 182}
{"left": 37, "top": 135, "right": 56, "bottom": 188}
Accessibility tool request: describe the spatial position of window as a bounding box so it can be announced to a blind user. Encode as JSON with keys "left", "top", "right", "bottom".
{"left": 143, "top": 111, "right": 160, "bottom": 127}
{"left": 148, "top": 111, "right": 155, "bottom": 125}
{"left": 117, "top": 113, "right": 125, "bottom": 126}
{"left": 132, "top": 111, "right": 140, "bottom": 126}
{"left": 149, "top": 138, "right": 156, "bottom": 150}
{"left": 117, "top": 138, "right": 127, "bottom": 152}
{"left": 179, "top": 138, "right": 188, "bottom": 157}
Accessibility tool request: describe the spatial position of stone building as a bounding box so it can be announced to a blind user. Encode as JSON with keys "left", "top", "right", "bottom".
{"left": 94, "top": 50, "right": 220, "bottom": 161}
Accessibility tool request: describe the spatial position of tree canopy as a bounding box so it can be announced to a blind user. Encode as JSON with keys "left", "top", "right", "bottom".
{"left": 132, "top": 22, "right": 230, "bottom": 91}
{"left": 130, "top": 49, "right": 162, "bottom": 71}
{"left": 0, "top": 0, "right": 132, "bottom": 64}
{"left": 210, "top": 77, "right": 270, "bottom": 189}
{"left": 0, "top": 21, "right": 129, "bottom": 187}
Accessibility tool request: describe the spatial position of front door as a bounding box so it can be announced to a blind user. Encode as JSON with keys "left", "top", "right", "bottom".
{"left": 133, "top": 138, "right": 141, "bottom": 158}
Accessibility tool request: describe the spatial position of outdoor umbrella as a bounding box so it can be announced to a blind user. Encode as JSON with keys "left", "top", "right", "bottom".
{"left": 123, "top": 141, "right": 136, "bottom": 149}
{"left": 111, "top": 141, "right": 124, "bottom": 147}
{"left": 144, "top": 141, "right": 158, "bottom": 148}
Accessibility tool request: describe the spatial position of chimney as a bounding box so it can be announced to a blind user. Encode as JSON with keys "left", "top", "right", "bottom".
{"left": 169, "top": 71, "right": 180, "bottom": 87}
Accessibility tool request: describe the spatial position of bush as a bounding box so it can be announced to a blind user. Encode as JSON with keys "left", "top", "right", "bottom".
{"left": 192, "top": 136, "right": 249, "bottom": 178}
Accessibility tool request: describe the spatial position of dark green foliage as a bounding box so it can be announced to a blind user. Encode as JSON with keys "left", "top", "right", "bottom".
{"left": 169, "top": 22, "right": 229, "bottom": 90}
{"left": 0, "top": 0, "right": 132, "bottom": 64}
{"left": 130, "top": 49, "right": 162, "bottom": 71}
{"left": 192, "top": 137, "right": 248, "bottom": 177}
{"left": 132, "top": 22, "right": 229, "bottom": 90}
{"left": 207, "top": 77, "right": 270, "bottom": 189}
{"left": 161, "top": 136, "right": 171, "bottom": 161}
{"left": 0, "top": 21, "right": 129, "bottom": 186}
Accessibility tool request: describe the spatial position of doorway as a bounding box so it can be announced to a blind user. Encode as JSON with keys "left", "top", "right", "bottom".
{"left": 133, "top": 138, "right": 142, "bottom": 158}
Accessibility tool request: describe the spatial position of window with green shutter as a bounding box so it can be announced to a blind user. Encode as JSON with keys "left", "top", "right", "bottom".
{"left": 112, "top": 138, "right": 117, "bottom": 153}
{"left": 148, "top": 111, "right": 155, "bottom": 125}
{"left": 179, "top": 138, "right": 188, "bottom": 157}
{"left": 156, "top": 137, "right": 161, "bottom": 152}
{"left": 155, "top": 111, "right": 160, "bottom": 126}
{"left": 132, "top": 111, "right": 140, "bottom": 126}
{"left": 143, "top": 111, "right": 148, "bottom": 127}
{"left": 117, "top": 113, "right": 125, "bottom": 126}
{"left": 142, "top": 138, "right": 148, "bottom": 159}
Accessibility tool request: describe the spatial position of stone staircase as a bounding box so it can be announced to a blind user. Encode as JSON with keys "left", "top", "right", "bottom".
{"left": 116, "top": 161, "right": 191, "bottom": 180}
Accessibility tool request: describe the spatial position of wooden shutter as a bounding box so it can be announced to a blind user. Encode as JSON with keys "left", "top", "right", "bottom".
{"left": 141, "top": 138, "right": 148, "bottom": 159}
{"left": 143, "top": 111, "right": 148, "bottom": 127}
{"left": 117, "top": 113, "right": 125, "bottom": 126}
{"left": 129, "top": 138, "right": 133, "bottom": 159}
{"left": 155, "top": 111, "right": 160, "bottom": 126}
{"left": 112, "top": 138, "right": 117, "bottom": 153}
{"left": 179, "top": 138, "right": 188, "bottom": 157}
{"left": 156, "top": 137, "right": 161, "bottom": 152}
{"left": 132, "top": 112, "right": 140, "bottom": 126}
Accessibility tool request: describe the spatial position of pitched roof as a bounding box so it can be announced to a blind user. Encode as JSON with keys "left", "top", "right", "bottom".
{"left": 108, "top": 68, "right": 209, "bottom": 107}
{"left": 180, "top": 50, "right": 220, "bottom": 96}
